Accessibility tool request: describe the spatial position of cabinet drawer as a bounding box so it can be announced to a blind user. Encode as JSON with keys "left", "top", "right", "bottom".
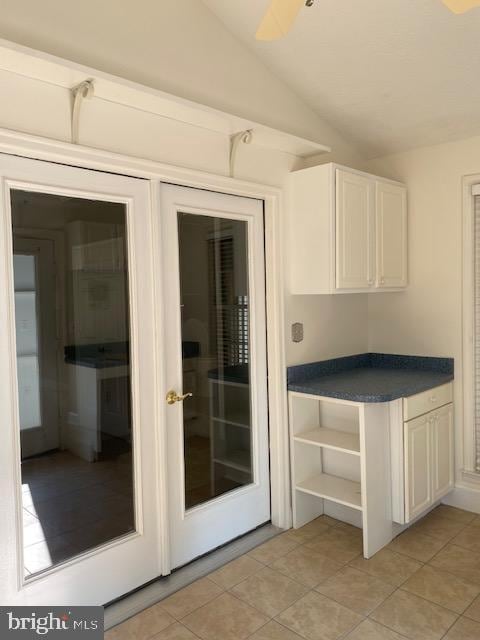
{"left": 403, "top": 383, "right": 453, "bottom": 422}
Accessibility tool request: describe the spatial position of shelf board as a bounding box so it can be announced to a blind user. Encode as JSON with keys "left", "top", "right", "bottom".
{"left": 296, "top": 473, "right": 363, "bottom": 511}
{"left": 294, "top": 427, "right": 360, "bottom": 456}
{"left": 213, "top": 450, "right": 251, "bottom": 473}
{"left": 212, "top": 416, "right": 250, "bottom": 429}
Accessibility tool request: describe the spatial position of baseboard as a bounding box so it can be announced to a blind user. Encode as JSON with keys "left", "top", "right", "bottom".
{"left": 442, "top": 486, "right": 480, "bottom": 514}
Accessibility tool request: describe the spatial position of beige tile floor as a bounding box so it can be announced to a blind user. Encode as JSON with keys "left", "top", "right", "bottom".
{"left": 106, "top": 505, "right": 480, "bottom": 640}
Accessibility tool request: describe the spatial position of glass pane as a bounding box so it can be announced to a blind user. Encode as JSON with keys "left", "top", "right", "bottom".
{"left": 178, "top": 213, "right": 253, "bottom": 510}
{"left": 14, "top": 255, "right": 42, "bottom": 430}
{"left": 11, "top": 190, "right": 135, "bottom": 579}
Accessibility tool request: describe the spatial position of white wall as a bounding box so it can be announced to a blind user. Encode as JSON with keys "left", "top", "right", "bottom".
{"left": 0, "top": 0, "right": 360, "bottom": 164}
{"left": 367, "top": 134, "right": 480, "bottom": 498}
{"left": 0, "top": 0, "right": 369, "bottom": 368}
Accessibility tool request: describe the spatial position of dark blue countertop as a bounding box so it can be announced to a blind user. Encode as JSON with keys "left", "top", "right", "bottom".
{"left": 65, "top": 340, "right": 201, "bottom": 369}
{"left": 287, "top": 353, "right": 454, "bottom": 403}
{"left": 65, "top": 342, "right": 129, "bottom": 369}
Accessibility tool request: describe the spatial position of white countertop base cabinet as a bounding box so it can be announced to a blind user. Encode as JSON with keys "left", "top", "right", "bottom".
{"left": 289, "top": 382, "right": 454, "bottom": 558}
{"left": 391, "top": 383, "right": 454, "bottom": 524}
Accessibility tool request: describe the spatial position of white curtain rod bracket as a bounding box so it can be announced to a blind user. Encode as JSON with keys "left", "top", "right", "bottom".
{"left": 229, "top": 129, "right": 253, "bottom": 178}
{"left": 71, "top": 79, "right": 95, "bottom": 144}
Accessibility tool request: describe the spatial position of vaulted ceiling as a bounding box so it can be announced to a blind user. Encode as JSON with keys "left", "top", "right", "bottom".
{"left": 203, "top": 0, "right": 480, "bottom": 158}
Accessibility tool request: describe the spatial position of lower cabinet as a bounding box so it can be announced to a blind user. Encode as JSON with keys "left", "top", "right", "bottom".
{"left": 432, "top": 403, "right": 455, "bottom": 502}
{"left": 404, "top": 403, "right": 454, "bottom": 522}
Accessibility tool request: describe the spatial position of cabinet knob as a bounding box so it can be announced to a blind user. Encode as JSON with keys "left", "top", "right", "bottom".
{"left": 368, "top": 279, "right": 374, "bottom": 286}
{"left": 430, "top": 396, "right": 437, "bottom": 403}
{"left": 380, "top": 276, "right": 385, "bottom": 285}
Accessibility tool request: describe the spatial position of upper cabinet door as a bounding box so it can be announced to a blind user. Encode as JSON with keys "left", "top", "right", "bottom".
{"left": 336, "top": 170, "right": 375, "bottom": 290}
{"left": 376, "top": 181, "right": 407, "bottom": 288}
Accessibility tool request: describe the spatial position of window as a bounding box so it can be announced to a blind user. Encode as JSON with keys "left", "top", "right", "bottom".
{"left": 208, "top": 233, "right": 249, "bottom": 367}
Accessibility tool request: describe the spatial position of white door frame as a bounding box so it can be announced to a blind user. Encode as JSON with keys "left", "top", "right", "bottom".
{"left": 0, "top": 126, "right": 291, "bottom": 579}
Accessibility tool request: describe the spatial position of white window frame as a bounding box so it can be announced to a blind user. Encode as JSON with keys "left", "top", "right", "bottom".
{"left": 462, "top": 175, "right": 480, "bottom": 481}
{"left": 0, "top": 126, "right": 291, "bottom": 578}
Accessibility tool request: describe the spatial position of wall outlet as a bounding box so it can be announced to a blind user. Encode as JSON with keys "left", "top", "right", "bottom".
{"left": 291, "top": 322, "right": 304, "bottom": 343}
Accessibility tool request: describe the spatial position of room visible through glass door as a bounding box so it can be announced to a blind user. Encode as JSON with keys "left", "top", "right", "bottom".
{"left": 162, "top": 184, "right": 270, "bottom": 569}
{"left": 179, "top": 213, "right": 253, "bottom": 509}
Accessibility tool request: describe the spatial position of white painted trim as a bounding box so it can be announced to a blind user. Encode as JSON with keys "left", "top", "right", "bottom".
{"left": 291, "top": 162, "right": 405, "bottom": 188}
{"left": 462, "top": 174, "right": 480, "bottom": 474}
{"left": 0, "top": 39, "right": 330, "bottom": 159}
{"left": 442, "top": 486, "right": 480, "bottom": 514}
{"left": 0, "top": 127, "right": 291, "bottom": 566}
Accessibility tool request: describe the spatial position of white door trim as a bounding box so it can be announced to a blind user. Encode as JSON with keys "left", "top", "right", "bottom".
{"left": 0, "top": 127, "right": 291, "bottom": 580}
{"left": 463, "top": 174, "right": 480, "bottom": 477}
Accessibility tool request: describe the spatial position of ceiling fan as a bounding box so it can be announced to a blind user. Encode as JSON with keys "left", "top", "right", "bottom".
{"left": 256, "top": 0, "right": 480, "bottom": 41}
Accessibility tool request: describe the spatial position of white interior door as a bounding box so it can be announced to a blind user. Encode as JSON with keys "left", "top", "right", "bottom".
{"left": 161, "top": 184, "right": 270, "bottom": 569}
{"left": 0, "top": 154, "right": 161, "bottom": 605}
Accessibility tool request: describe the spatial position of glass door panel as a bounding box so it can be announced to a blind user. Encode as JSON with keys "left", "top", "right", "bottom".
{"left": 11, "top": 190, "right": 135, "bottom": 579}
{"left": 178, "top": 213, "right": 253, "bottom": 509}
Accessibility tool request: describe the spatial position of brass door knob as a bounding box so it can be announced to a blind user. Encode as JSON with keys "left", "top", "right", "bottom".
{"left": 166, "top": 390, "right": 193, "bottom": 405}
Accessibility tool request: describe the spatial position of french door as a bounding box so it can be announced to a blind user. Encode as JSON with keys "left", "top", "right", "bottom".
{"left": 0, "top": 155, "right": 272, "bottom": 605}
{"left": 0, "top": 154, "right": 160, "bottom": 605}
{"left": 161, "top": 184, "right": 270, "bottom": 569}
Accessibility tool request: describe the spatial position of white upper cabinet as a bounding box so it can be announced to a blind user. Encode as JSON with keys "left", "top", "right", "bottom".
{"left": 336, "top": 170, "right": 375, "bottom": 290}
{"left": 376, "top": 181, "right": 408, "bottom": 288}
{"left": 287, "top": 163, "right": 407, "bottom": 294}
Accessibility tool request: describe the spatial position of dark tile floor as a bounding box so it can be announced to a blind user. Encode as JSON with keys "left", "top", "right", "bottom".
{"left": 21, "top": 450, "right": 134, "bottom": 576}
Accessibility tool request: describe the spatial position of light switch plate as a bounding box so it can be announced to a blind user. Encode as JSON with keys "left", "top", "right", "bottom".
{"left": 291, "top": 322, "right": 304, "bottom": 343}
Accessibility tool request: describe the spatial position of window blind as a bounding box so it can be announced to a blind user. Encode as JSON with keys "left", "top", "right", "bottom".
{"left": 474, "top": 195, "right": 480, "bottom": 471}
{"left": 208, "top": 236, "right": 249, "bottom": 367}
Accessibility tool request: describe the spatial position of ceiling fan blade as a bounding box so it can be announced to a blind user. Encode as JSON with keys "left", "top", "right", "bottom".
{"left": 256, "top": 0, "right": 306, "bottom": 41}
{"left": 443, "top": 0, "right": 480, "bottom": 13}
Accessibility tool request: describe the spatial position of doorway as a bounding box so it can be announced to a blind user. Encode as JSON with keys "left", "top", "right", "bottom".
{"left": 0, "top": 154, "right": 275, "bottom": 606}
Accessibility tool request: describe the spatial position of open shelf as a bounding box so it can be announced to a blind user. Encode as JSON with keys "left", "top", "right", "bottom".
{"left": 296, "top": 473, "right": 363, "bottom": 511}
{"left": 294, "top": 427, "right": 360, "bottom": 456}
{"left": 213, "top": 416, "right": 250, "bottom": 430}
{"left": 213, "top": 450, "right": 251, "bottom": 473}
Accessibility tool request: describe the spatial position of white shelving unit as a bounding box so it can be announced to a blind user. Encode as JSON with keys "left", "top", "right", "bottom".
{"left": 289, "top": 391, "right": 394, "bottom": 558}
{"left": 294, "top": 427, "right": 360, "bottom": 456}
{"left": 209, "top": 376, "right": 252, "bottom": 494}
{"left": 296, "top": 474, "right": 362, "bottom": 511}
